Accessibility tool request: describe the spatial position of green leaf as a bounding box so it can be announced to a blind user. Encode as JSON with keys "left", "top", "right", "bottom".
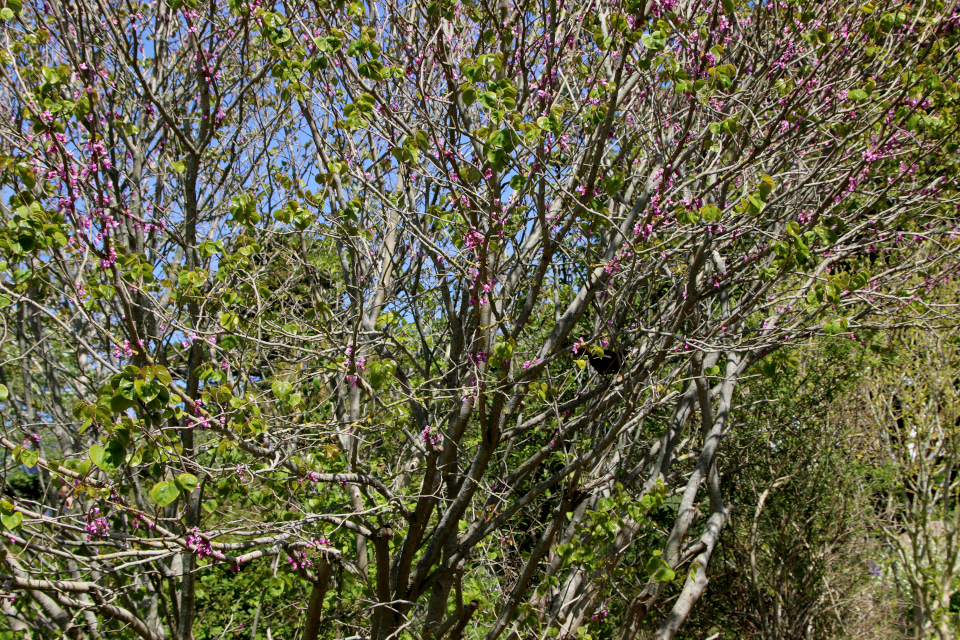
{"left": 847, "top": 89, "right": 868, "bottom": 102}
{"left": 848, "top": 271, "right": 869, "bottom": 291}
{"left": 219, "top": 335, "right": 241, "bottom": 350}
{"left": 271, "top": 380, "right": 293, "bottom": 399}
{"left": 155, "top": 366, "right": 172, "bottom": 386}
{"left": 700, "top": 204, "right": 721, "bottom": 222}
{"left": 171, "top": 160, "right": 186, "bottom": 174}
{"left": 19, "top": 448, "right": 37, "bottom": 467}
{"left": 640, "top": 31, "right": 665, "bottom": 51}
{"left": 494, "top": 341, "right": 515, "bottom": 359}
{"left": 117, "top": 376, "right": 136, "bottom": 400}
{"left": 654, "top": 566, "right": 676, "bottom": 582}
{"left": 177, "top": 473, "right": 199, "bottom": 492}
{"left": 721, "top": 117, "right": 739, "bottom": 135}
{"left": 90, "top": 440, "right": 125, "bottom": 473}
{"left": 110, "top": 392, "right": 135, "bottom": 414}
{"left": 151, "top": 481, "right": 181, "bottom": 507}
{"left": 10, "top": 234, "right": 35, "bottom": 254}
{"left": 594, "top": 33, "right": 613, "bottom": 50}
{"left": 89, "top": 445, "right": 106, "bottom": 469}
{"left": 645, "top": 555, "right": 661, "bottom": 574}
{"left": 0, "top": 8, "right": 13, "bottom": 21}
{"left": 219, "top": 312, "right": 239, "bottom": 331}
{"left": 267, "top": 577, "right": 285, "bottom": 597}
{"left": 478, "top": 92, "right": 497, "bottom": 109}
{"left": 135, "top": 380, "right": 160, "bottom": 403}
{"left": 677, "top": 208, "right": 700, "bottom": 225}
{"left": 0, "top": 384, "right": 8, "bottom": 400}
{"left": 41, "top": 67, "right": 60, "bottom": 84}
{"left": 1, "top": 512, "right": 22, "bottom": 530}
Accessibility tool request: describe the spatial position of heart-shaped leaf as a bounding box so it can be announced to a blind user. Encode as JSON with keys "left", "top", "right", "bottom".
{"left": 89, "top": 445, "right": 106, "bottom": 469}
{"left": 271, "top": 380, "right": 292, "bottom": 400}
{"left": 154, "top": 365, "right": 172, "bottom": 386}
{"left": 151, "top": 481, "right": 180, "bottom": 507}
{"left": 267, "top": 577, "right": 285, "bottom": 597}
{"left": 701, "top": 204, "right": 722, "bottom": 222}
{"left": 90, "top": 440, "right": 125, "bottom": 473}
{"left": 654, "top": 566, "right": 676, "bottom": 582}
{"left": 177, "top": 473, "right": 198, "bottom": 492}
{"left": 110, "top": 393, "right": 135, "bottom": 414}
{"left": 19, "top": 448, "right": 38, "bottom": 468}
{"left": 1, "top": 512, "right": 22, "bottom": 530}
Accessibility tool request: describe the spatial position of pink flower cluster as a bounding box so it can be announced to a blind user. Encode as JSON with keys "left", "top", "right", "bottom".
{"left": 235, "top": 464, "right": 250, "bottom": 483}
{"left": 463, "top": 229, "right": 484, "bottom": 251}
{"left": 186, "top": 527, "right": 225, "bottom": 561}
{"left": 85, "top": 508, "right": 110, "bottom": 541}
{"left": 287, "top": 550, "right": 312, "bottom": 570}
{"left": 344, "top": 346, "right": 365, "bottom": 387}
{"left": 132, "top": 514, "right": 155, "bottom": 532}
{"left": 112, "top": 340, "right": 134, "bottom": 360}
{"left": 308, "top": 536, "right": 333, "bottom": 549}
{"left": 421, "top": 425, "right": 442, "bottom": 447}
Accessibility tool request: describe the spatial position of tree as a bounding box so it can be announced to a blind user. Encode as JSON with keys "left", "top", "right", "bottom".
{"left": 0, "top": 0, "right": 958, "bottom": 638}
{"left": 684, "top": 338, "right": 897, "bottom": 640}
{"left": 862, "top": 327, "right": 960, "bottom": 640}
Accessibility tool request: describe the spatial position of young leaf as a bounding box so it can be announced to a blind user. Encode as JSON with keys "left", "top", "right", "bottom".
{"left": 0, "top": 512, "right": 22, "bottom": 530}
{"left": 20, "top": 448, "right": 38, "bottom": 468}
{"left": 151, "top": 481, "right": 181, "bottom": 507}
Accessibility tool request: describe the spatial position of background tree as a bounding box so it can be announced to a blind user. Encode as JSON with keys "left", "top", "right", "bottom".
{"left": 860, "top": 327, "right": 960, "bottom": 640}
{"left": 682, "top": 338, "right": 898, "bottom": 640}
{"left": 0, "top": 0, "right": 958, "bottom": 639}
